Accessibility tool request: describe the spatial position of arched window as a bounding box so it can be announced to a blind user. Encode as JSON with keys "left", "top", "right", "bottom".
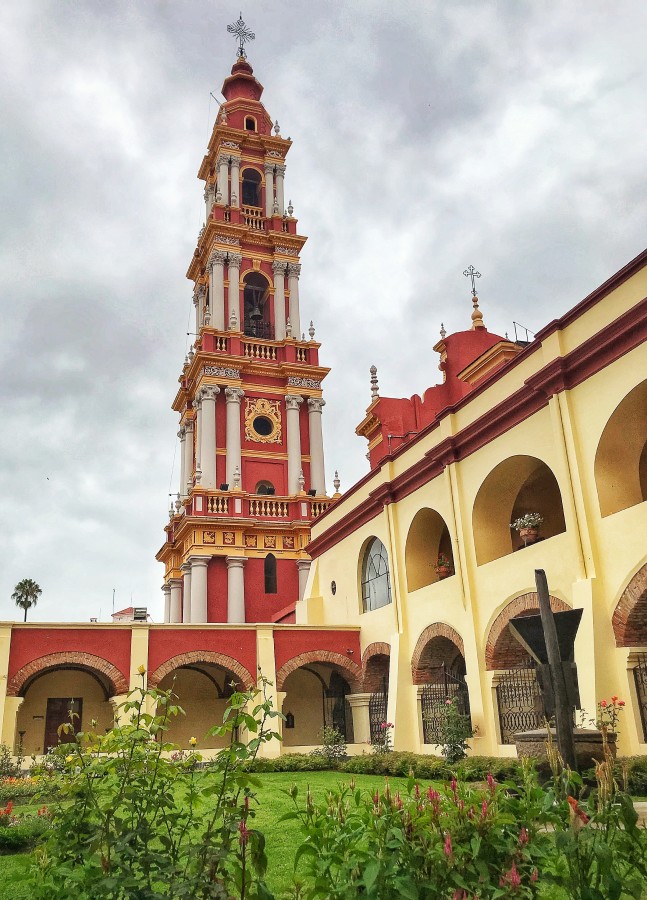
{"left": 255, "top": 480, "right": 275, "bottom": 495}
{"left": 245, "top": 116, "right": 256, "bottom": 132}
{"left": 264, "top": 553, "right": 277, "bottom": 594}
{"left": 243, "top": 272, "right": 273, "bottom": 339}
{"left": 360, "top": 538, "right": 392, "bottom": 613}
{"left": 241, "top": 167, "right": 261, "bottom": 207}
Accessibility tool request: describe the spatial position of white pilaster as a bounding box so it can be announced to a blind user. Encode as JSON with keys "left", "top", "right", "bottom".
{"left": 227, "top": 253, "right": 242, "bottom": 329}
{"left": 162, "top": 583, "right": 171, "bottom": 623}
{"left": 197, "top": 385, "right": 219, "bottom": 490}
{"left": 194, "top": 399, "right": 202, "bottom": 479}
{"left": 272, "top": 261, "right": 287, "bottom": 340}
{"left": 287, "top": 263, "right": 301, "bottom": 339}
{"left": 264, "top": 164, "right": 275, "bottom": 217}
{"left": 307, "top": 397, "right": 326, "bottom": 495}
{"left": 226, "top": 557, "right": 247, "bottom": 623}
{"left": 285, "top": 394, "right": 304, "bottom": 495}
{"left": 225, "top": 387, "right": 244, "bottom": 486}
{"left": 204, "top": 183, "right": 215, "bottom": 220}
{"left": 296, "top": 559, "right": 311, "bottom": 601}
{"left": 190, "top": 557, "right": 209, "bottom": 624}
{"left": 210, "top": 251, "right": 226, "bottom": 330}
{"left": 178, "top": 425, "right": 187, "bottom": 500}
{"left": 169, "top": 578, "right": 182, "bottom": 624}
{"left": 183, "top": 420, "right": 194, "bottom": 495}
{"left": 230, "top": 158, "right": 240, "bottom": 208}
{"left": 217, "top": 154, "right": 229, "bottom": 205}
{"left": 275, "top": 164, "right": 286, "bottom": 215}
{"left": 181, "top": 562, "right": 192, "bottom": 623}
{"left": 193, "top": 284, "right": 206, "bottom": 332}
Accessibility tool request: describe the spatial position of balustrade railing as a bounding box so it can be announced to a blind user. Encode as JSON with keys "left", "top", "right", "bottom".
{"left": 243, "top": 340, "right": 278, "bottom": 361}
{"left": 311, "top": 500, "right": 331, "bottom": 518}
{"left": 248, "top": 498, "right": 290, "bottom": 518}
{"left": 206, "top": 495, "right": 229, "bottom": 514}
{"left": 242, "top": 205, "right": 265, "bottom": 231}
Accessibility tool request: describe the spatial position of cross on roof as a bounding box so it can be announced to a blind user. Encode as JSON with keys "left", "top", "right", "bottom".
{"left": 463, "top": 265, "right": 481, "bottom": 296}
{"left": 227, "top": 13, "right": 255, "bottom": 58}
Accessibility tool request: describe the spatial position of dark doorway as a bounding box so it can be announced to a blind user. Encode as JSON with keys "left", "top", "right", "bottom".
{"left": 44, "top": 698, "right": 82, "bottom": 752}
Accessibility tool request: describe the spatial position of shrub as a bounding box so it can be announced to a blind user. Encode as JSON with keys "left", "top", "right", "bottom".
{"left": 0, "top": 744, "right": 22, "bottom": 779}
{"left": 0, "top": 815, "right": 50, "bottom": 853}
{"left": 0, "top": 777, "right": 43, "bottom": 804}
{"left": 370, "top": 722, "right": 393, "bottom": 755}
{"left": 245, "top": 753, "right": 330, "bottom": 773}
{"left": 430, "top": 696, "right": 476, "bottom": 764}
{"left": 31, "top": 673, "right": 282, "bottom": 898}
{"left": 309, "top": 727, "right": 347, "bottom": 767}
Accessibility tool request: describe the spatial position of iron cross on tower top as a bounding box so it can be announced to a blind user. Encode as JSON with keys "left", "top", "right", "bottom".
{"left": 227, "top": 13, "right": 255, "bottom": 58}
{"left": 463, "top": 265, "right": 481, "bottom": 297}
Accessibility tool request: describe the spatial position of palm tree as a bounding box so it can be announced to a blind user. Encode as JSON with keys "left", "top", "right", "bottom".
{"left": 11, "top": 579, "right": 42, "bottom": 622}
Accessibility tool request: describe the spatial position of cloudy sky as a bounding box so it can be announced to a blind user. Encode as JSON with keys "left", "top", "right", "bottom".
{"left": 1, "top": 1, "right": 645, "bottom": 623}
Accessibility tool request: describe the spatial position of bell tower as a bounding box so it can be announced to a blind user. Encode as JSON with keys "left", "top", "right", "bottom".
{"left": 157, "top": 24, "right": 333, "bottom": 626}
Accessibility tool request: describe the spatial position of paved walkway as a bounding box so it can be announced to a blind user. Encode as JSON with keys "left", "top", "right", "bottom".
{"left": 634, "top": 802, "right": 647, "bottom": 825}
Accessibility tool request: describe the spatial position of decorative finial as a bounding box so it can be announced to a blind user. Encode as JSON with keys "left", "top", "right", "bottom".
{"left": 215, "top": 188, "right": 222, "bottom": 203}
{"left": 286, "top": 317, "right": 292, "bottom": 338}
{"left": 272, "top": 196, "right": 279, "bottom": 215}
{"left": 287, "top": 199, "right": 294, "bottom": 216}
{"left": 195, "top": 462, "right": 202, "bottom": 485}
{"left": 169, "top": 501, "right": 174, "bottom": 520}
{"left": 174, "top": 496, "right": 182, "bottom": 515}
{"left": 229, "top": 308, "right": 238, "bottom": 330}
{"left": 301, "top": 332, "right": 305, "bottom": 341}
{"left": 463, "top": 265, "right": 485, "bottom": 330}
{"left": 274, "top": 120, "right": 280, "bottom": 135}
{"left": 370, "top": 364, "right": 379, "bottom": 400}
{"left": 188, "top": 345, "right": 195, "bottom": 361}
{"left": 233, "top": 465, "right": 241, "bottom": 491}
{"left": 227, "top": 13, "right": 255, "bottom": 58}
{"left": 333, "top": 470, "right": 341, "bottom": 495}
{"left": 231, "top": 190, "right": 238, "bottom": 205}
{"left": 219, "top": 105, "right": 228, "bottom": 125}
{"left": 203, "top": 309, "right": 211, "bottom": 326}
{"left": 183, "top": 354, "right": 189, "bottom": 368}
{"left": 298, "top": 468, "right": 306, "bottom": 494}
{"left": 308, "top": 320, "right": 315, "bottom": 340}
{"left": 440, "top": 322, "right": 446, "bottom": 339}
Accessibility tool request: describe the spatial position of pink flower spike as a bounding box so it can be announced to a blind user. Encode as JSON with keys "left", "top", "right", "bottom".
{"left": 481, "top": 799, "right": 488, "bottom": 820}
{"left": 519, "top": 826, "right": 529, "bottom": 845}
{"left": 487, "top": 773, "right": 496, "bottom": 792}
{"left": 530, "top": 868, "right": 539, "bottom": 883}
{"left": 443, "top": 833, "right": 453, "bottom": 857}
{"left": 238, "top": 819, "right": 249, "bottom": 848}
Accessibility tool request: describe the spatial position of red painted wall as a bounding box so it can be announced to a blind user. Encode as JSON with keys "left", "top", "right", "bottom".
{"left": 148, "top": 628, "right": 257, "bottom": 680}
{"left": 7, "top": 628, "right": 131, "bottom": 683}
{"left": 273, "top": 630, "right": 361, "bottom": 672}
{"left": 207, "top": 557, "right": 229, "bottom": 623}
{"left": 244, "top": 557, "right": 299, "bottom": 622}
{"left": 244, "top": 458, "right": 286, "bottom": 494}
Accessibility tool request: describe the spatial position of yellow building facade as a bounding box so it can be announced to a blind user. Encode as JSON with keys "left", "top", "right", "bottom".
{"left": 299, "top": 250, "right": 647, "bottom": 758}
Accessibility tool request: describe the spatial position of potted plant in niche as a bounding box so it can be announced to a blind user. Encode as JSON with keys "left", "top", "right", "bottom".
{"left": 510, "top": 512, "right": 544, "bottom": 546}
{"left": 434, "top": 552, "right": 453, "bottom": 580}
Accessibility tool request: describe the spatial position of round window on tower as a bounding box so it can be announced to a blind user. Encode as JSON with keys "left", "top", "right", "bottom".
{"left": 253, "top": 416, "right": 273, "bottom": 437}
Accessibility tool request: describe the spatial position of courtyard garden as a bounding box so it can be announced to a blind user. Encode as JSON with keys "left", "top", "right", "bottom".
{"left": 0, "top": 679, "right": 645, "bottom": 898}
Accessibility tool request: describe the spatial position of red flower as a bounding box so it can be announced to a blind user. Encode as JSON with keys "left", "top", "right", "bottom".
{"left": 443, "top": 833, "right": 453, "bottom": 858}
{"left": 600, "top": 699, "right": 608, "bottom": 708}
{"left": 486, "top": 773, "right": 496, "bottom": 792}
{"left": 567, "top": 796, "right": 589, "bottom": 826}
{"left": 619, "top": 700, "right": 625, "bottom": 706}
{"left": 519, "top": 827, "right": 529, "bottom": 845}
{"left": 530, "top": 869, "right": 539, "bottom": 883}
{"left": 611, "top": 696, "right": 618, "bottom": 703}
{"left": 238, "top": 819, "right": 249, "bottom": 848}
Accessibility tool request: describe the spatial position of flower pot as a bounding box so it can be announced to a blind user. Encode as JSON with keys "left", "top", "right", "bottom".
{"left": 436, "top": 566, "right": 452, "bottom": 580}
{"left": 518, "top": 526, "right": 539, "bottom": 545}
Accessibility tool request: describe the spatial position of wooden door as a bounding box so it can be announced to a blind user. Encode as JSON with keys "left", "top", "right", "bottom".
{"left": 44, "top": 698, "right": 82, "bottom": 752}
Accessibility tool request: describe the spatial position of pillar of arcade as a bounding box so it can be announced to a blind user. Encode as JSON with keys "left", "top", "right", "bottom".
{"left": 285, "top": 394, "right": 304, "bottom": 495}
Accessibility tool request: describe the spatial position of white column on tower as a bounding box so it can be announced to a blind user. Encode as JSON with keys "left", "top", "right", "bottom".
{"left": 183, "top": 419, "right": 194, "bottom": 495}
{"left": 275, "top": 164, "right": 286, "bottom": 215}
{"left": 193, "top": 284, "right": 206, "bottom": 332}
{"left": 190, "top": 557, "right": 209, "bottom": 623}
{"left": 272, "top": 261, "right": 287, "bottom": 339}
{"left": 227, "top": 253, "right": 242, "bottom": 329}
{"left": 204, "top": 183, "right": 215, "bottom": 220}
{"left": 178, "top": 424, "right": 187, "bottom": 500}
{"left": 162, "top": 583, "right": 171, "bottom": 623}
{"left": 193, "top": 399, "right": 202, "bottom": 483}
{"left": 230, "top": 157, "right": 240, "bottom": 207}
{"left": 264, "top": 164, "right": 275, "bottom": 217}
{"left": 169, "top": 578, "right": 182, "bottom": 623}
{"left": 226, "top": 557, "right": 247, "bottom": 623}
{"left": 285, "top": 395, "right": 304, "bottom": 495}
{"left": 307, "top": 398, "right": 327, "bottom": 495}
{"left": 181, "top": 561, "right": 192, "bottom": 623}
{"left": 210, "top": 251, "right": 226, "bottom": 330}
{"left": 225, "top": 387, "right": 244, "bottom": 486}
{"left": 287, "top": 264, "right": 302, "bottom": 339}
{"left": 197, "top": 385, "right": 219, "bottom": 490}
{"left": 217, "top": 154, "right": 230, "bottom": 205}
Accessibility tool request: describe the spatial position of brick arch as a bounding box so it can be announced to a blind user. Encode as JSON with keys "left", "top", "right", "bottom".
{"left": 149, "top": 652, "right": 254, "bottom": 690}
{"left": 411, "top": 624, "right": 465, "bottom": 684}
{"left": 361, "top": 642, "right": 390, "bottom": 692}
{"left": 276, "top": 651, "right": 362, "bottom": 692}
{"left": 612, "top": 563, "right": 647, "bottom": 647}
{"left": 485, "top": 592, "right": 570, "bottom": 670}
{"left": 7, "top": 652, "right": 128, "bottom": 697}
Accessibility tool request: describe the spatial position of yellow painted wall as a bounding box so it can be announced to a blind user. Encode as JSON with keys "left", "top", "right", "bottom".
{"left": 157, "top": 669, "right": 230, "bottom": 749}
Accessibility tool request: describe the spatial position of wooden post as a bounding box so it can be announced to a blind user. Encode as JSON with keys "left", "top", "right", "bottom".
{"left": 535, "top": 569, "right": 577, "bottom": 770}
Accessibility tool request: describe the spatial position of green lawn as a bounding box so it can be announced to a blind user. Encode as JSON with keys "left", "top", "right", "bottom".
{"left": 0, "top": 772, "right": 413, "bottom": 899}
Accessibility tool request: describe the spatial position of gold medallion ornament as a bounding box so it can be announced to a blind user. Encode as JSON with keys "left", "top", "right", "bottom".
{"left": 245, "top": 398, "right": 282, "bottom": 444}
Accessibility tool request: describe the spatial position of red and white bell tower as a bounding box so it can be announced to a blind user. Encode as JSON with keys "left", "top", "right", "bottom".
{"left": 157, "top": 34, "right": 335, "bottom": 626}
